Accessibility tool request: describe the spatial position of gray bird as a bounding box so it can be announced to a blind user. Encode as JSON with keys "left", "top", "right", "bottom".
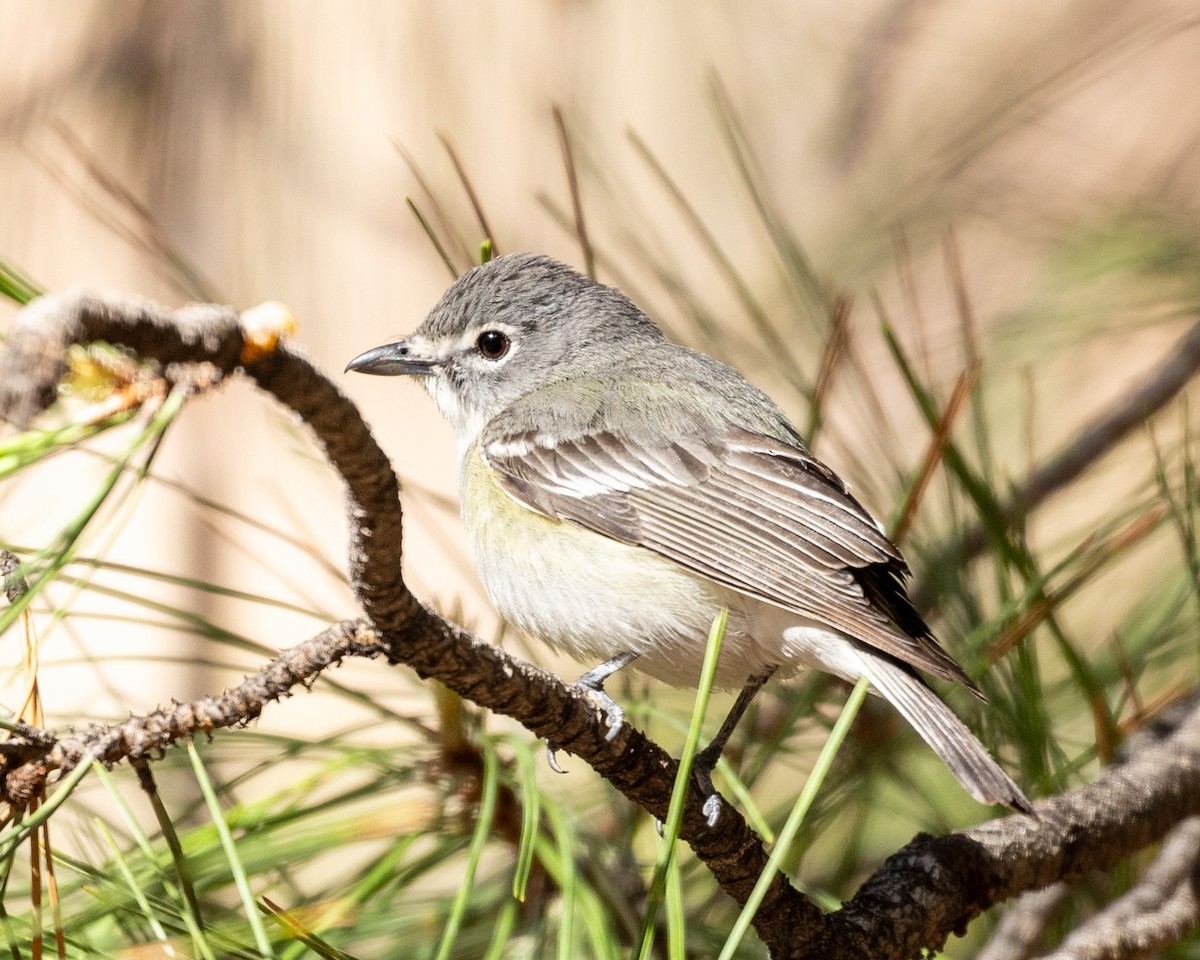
{"left": 347, "top": 252, "right": 1030, "bottom": 822}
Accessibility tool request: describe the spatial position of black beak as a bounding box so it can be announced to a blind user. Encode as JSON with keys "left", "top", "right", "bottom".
{"left": 344, "top": 340, "right": 436, "bottom": 377}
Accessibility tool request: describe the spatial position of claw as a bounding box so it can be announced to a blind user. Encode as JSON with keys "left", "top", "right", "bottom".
{"left": 692, "top": 743, "right": 724, "bottom": 826}
{"left": 573, "top": 651, "right": 638, "bottom": 740}
{"left": 701, "top": 793, "right": 722, "bottom": 827}
{"left": 589, "top": 689, "right": 625, "bottom": 740}
{"left": 544, "top": 739, "right": 567, "bottom": 774}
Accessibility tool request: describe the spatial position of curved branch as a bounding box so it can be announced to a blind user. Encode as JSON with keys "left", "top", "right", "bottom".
{"left": 978, "top": 884, "right": 1070, "bottom": 960}
{"left": 809, "top": 692, "right": 1200, "bottom": 959}
{"left": 0, "top": 618, "right": 386, "bottom": 802}
{"left": 1037, "top": 816, "right": 1200, "bottom": 960}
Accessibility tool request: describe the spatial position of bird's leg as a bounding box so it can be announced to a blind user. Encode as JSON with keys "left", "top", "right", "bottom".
{"left": 695, "top": 667, "right": 776, "bottom": 826}
{"left": 574, "top": 650, "right": 641, "bottom": 737}
{"left": 545, "top": 651, "right": 641, "bottom": 772}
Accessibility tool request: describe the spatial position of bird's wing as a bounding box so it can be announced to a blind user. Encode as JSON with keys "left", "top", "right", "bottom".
{"left": 483, "top": 421, "right": 977, "bottom": 689}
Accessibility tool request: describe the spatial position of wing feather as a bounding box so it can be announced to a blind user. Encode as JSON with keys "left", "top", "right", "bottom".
{"left": 483, "top": 424, "right": 977, "bottom": 688}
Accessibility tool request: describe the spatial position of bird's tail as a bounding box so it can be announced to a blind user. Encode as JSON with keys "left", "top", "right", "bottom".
{"left": 867, "top": 657, "right": 1032, "bottom": 814}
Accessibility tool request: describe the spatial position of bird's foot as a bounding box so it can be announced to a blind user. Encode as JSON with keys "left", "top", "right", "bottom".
{"left": 573, "top": 651, "right": 639, "bottom": 741}
{"left": 693, "top": 742, "right": 724, "bottom": 827}
{"left": 543, "top": 652, "right": 641, "bottom": 774}
{"left": 652, "top": 744, "right": 725, "bottom": 834}
{"left": 576, "top": 685, "right": 626, "bottom": 741}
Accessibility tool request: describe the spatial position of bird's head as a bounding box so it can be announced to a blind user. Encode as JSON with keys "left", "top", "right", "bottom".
{"left": 346, "top": 253, "right": 663, "bottom": 444}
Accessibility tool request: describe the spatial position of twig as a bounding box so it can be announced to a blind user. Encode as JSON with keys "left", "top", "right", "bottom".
{"left": 0, "top": 619, "right": 386, "bottom": 799}
{"left": 552, "top": 106, "right": 593, "bottom": 280}
{"left": 977, "top": 884, "right": 1070, "bottom": 960}
{"left": 437, "top": 131, "right": 498, "bottom": 254}
{"left": 810, "top": 691, "right": 1200, "bottom": 959}
{"left": 891, "top": 364, "right": 978, "bottom": 546}
{"left": 1036, "top": 816, "right": 1200, "bottom": 960}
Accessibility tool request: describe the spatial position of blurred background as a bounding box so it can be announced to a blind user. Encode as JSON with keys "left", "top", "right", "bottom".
{"left": 2, "top": 1, "right": 1200, "bottom": 957}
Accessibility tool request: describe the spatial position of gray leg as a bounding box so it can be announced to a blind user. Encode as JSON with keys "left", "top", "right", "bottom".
{"left": 574, "top": 651, "right": 641, "bottom": 739}
{"left": 546, "top": 651, "right": 641, "bottom": 772}
{"left": 695, "top": 668, "right": 776, "bottom": 826}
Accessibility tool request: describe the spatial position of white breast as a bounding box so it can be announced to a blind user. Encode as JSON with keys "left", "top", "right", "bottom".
{"left": 457, "top": 442, "right": 782, "bottom": 688}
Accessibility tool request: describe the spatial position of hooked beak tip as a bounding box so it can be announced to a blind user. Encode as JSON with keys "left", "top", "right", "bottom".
{"left": 344, "top": 341, "right": 435, "bottom": 377}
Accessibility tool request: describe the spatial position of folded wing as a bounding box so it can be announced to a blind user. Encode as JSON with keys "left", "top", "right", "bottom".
{"left": 485, "top": 422, "right": 979, "bottom": 692}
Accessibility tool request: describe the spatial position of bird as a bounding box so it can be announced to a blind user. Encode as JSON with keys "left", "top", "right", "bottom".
{"left": 346, "top": 252, "right": 1030, "bottom": 822}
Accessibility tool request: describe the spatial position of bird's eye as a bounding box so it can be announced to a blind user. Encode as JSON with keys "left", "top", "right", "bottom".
{"left": 476, "top": 330, "right": 510, "bottom": 360}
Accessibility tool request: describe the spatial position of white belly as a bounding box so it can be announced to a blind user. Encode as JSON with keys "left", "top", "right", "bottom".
{"left": 459, "top": 444, "right": 783, "bottom": 688}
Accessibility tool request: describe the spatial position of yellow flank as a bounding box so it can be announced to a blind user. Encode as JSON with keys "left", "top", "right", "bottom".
{"left": 459, "top": 441, "right": 769, "bottom": 687}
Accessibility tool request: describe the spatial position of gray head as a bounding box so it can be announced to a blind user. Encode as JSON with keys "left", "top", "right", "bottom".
{"left": 346, "top": 253, "right": 666, "bottom": 439}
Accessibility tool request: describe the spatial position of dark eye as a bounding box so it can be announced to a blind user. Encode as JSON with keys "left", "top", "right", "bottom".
{"left": 476, "top": 330, "right": 510, "bottom": 360}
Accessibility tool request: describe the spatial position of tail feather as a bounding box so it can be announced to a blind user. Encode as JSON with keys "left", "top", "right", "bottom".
{"left": 866, "top": 656, "right": 1032, "bottom": 814}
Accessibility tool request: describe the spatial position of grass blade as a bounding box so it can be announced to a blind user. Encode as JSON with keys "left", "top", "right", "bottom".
{"left": 718, "top": 675, "right": 871, "bottom": 960}
{"left": 187, "top": 741, "right": 276, "bottom": 959}
{"left": 635, "top": 609, "right": 728, "bottom": 960}
{"left": 433, "top": 740, "right": 499, "bottom": 960}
